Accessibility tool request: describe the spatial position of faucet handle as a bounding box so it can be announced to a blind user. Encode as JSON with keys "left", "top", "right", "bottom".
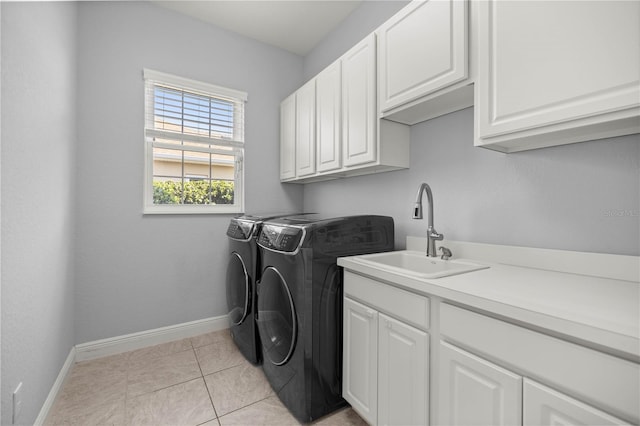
{"left": 429, "top": 229, "right": 444, "bottom": 241}
{"left": 439, "top": 246, "right": 452, "bottom": 260}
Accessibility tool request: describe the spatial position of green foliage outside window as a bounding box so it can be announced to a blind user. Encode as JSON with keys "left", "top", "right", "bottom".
{"left": 153, "top": 180, "right": 234, "bottom": 205}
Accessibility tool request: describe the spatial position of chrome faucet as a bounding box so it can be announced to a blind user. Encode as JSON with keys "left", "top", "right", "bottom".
{"left": 412, "top": 182, "right": 444, "bottom": 257}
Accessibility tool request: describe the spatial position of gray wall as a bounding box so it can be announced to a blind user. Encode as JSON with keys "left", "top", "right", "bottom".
{"left": 1, "top": 2, "right": 78, "bottom": 424}
{"left": 302, "top": 2, "right": 640, "bottom": 256}
{"left": 303, "top": 109, "right": 640, "bottom": 255}
{"left": 303, "top": 0, "right": 409, "bottom": 81}
{"left": 1, "top": 2, "right": 638, "bottom": 423}
{"left": 74, "top": 1, "right": 304, "bottom": 343}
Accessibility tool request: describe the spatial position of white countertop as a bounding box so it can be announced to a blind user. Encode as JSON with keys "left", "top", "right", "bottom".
{"left": 338, "top": 242, "right": 640, "bottom": 360}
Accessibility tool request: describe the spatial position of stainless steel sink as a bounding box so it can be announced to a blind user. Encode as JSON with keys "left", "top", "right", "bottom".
{"left": 351, "top": 251, "right": 489, "bottom": 279}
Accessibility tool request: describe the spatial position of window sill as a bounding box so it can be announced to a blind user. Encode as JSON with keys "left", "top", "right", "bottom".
{"left": 143, "top": 204, "right": 243, "bottom": 215}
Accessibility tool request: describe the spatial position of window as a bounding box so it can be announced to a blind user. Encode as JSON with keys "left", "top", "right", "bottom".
{"left": 143, "top": 69, "right": 247, "bottom": 214}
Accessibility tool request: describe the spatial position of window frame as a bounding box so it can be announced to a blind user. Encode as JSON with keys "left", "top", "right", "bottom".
{"left": 143, "top": 68, "right": 247, "bottom": 215}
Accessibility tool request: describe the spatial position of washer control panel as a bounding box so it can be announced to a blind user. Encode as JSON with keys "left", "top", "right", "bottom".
{"left": 258, "top": 225, "right": 304, "bottom": 253}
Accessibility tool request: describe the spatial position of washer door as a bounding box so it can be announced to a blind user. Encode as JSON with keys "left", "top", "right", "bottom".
{"left": 257, "top": 266, "right": 297, "bottom": 366}
{"left": 226, "top": 252, "right": 250, "bottom": 325}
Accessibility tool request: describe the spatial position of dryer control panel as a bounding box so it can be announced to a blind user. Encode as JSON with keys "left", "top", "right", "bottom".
{"left": 258, "top": 225, "right": 304, "bottom": 253}
{"left": 226, "top": 220, "right": 255, "bottom": 241}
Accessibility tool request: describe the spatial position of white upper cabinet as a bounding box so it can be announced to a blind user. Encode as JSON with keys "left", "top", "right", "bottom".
{"left": 378, "top": 0, "right": 470, "bottom": 123}
{"left": 476, "top": 0, "right": 640, "bottom": 152}
{"left": 280, "top": 33, "right": 410, "bottom": 183}
{"left": 316, "top": 61, "right": 342, "bottom": 173}
{"left": 282, "top": 0, "right": 640, "bottom": 167}
{"left": 295, "top": 79, "right": 316, "bottom": 177}
{"left": 279, "top": 93, "right": 296, "bottom": 181}
{"left": 342, "top": 34, "right": 378, "bottom": 167}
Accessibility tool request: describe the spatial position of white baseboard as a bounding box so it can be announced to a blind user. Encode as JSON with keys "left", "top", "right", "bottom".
{"left": 75, "top": 315, "right": 230, "bottom": 362}
{"left": 34, "top": 346, "right": 76, "bottom": 426}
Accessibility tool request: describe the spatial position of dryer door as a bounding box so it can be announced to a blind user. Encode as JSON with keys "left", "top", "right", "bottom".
{"left": 226, "top": 252, "right": 250, "bottom": 325}
{"left": 257, "top": 266, "right": 297, "bottom": 366}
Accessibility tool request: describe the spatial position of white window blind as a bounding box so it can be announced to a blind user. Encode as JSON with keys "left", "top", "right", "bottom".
{"left": 143, "top": 69, "right": 247, "bottom": 214}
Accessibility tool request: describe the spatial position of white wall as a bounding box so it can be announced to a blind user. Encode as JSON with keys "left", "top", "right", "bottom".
{"left": 302, "top": 2, "right": 640, "bottom": 256}
{"left": 74, "top": 1, "right": 304, "bottom": 343}
{"left": 1, "top": 2, "right": 78, "bottom": 424}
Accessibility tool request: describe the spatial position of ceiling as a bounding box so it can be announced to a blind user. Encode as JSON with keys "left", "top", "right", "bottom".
{"left": 151, "top": 0, "right": 363, "bottom": 56}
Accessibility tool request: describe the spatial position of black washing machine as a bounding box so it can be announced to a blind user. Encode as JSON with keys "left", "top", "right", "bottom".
{"left": 226, "top": 213, "right": 301, "bottom": 365}
{"left": 256, "top": 214, "right": 394, "bottom": 423}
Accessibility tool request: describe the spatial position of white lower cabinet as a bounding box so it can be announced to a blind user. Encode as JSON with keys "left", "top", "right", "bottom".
{"left": 342, "top": 273, "right": 638, "bottom": 426}
{"left": 438, "top": 341, "right": 522, "bottom": 426}
{"left": 343, "top": 292, "right": 429, "bottom": 426}
{"left": 438, "top": 303, "right": 636, "bottom": 425}
{"left": 523, "top": 379, "right": 627, "bottom": 426}
{"left": 438, "top": 341, "right": 628, "bottom": 426}
{"left": 343, "top": 297, "right": 378, "bottom": 424}
{"left": 378, "top": 313, "right": 429, "bottom": 426}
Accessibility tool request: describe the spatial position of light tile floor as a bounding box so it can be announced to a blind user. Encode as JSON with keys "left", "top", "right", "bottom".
{"left": 45, "top": 329, "right": 367, "bottom": 426}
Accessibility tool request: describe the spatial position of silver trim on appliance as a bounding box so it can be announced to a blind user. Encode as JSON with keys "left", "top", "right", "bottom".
{"left": 227, "top": 220, "right": 257, "bottom": 242}
{"left": 259, "top": 266, "right": 297, "bottom": 366}
{"left": 229, "top": 252, "right": 250, "bottom": 326}
{"left": 227, "top": 235, "right": 253, "bottom": 242}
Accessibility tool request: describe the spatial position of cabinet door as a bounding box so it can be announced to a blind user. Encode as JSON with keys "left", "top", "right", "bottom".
{"left": 342, "top": 33, "right": 377, "bottom": 168}
{"left": 476, "top": 0, "right": 640, "bottom": 147}
{"left": 439, "top": 341, "right": 522, "bottom": 426}
{"left": 316, "top": 61, "right": 342, "bottom": 173}
{"left": 523, "top": 379, "right": 627, "bottom": 426}
{"left": 378, "top": 313, "right": 429, "bottom": 426}
{"left": 279, "top": 94, "right": 296, "bottom": 180}
{"left": 295, "top": 79, "right": 316, "bottom": 177}
{"left": 378, "top": 0, "right": 468, "bottom": 113}
{"left": 343, "top": 297, "right": 378, "bottom": 425}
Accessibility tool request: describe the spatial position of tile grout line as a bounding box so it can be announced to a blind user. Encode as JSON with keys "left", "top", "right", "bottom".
{"left": 124, "top": 351, "right": 132, "bottom": 425}
{"left": 212, "top": 394, "right": 282, "bottom": 420}
{"left": 188, "top": 338, "right": 223, "bottom": 426}
{"left": 192, "top": 338, "right": 222, "bottom": 426}
{"left": 125, "top": 340, "right": 201, "bottom": 398}
{"left": 125, "top": 339, "right": 205, "bottom": 423}
{"left": 55, "top": 333, "right": 237, "bottom": 425}
{"left": 127, "top": 375, "right": 205, "bottom": 400}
